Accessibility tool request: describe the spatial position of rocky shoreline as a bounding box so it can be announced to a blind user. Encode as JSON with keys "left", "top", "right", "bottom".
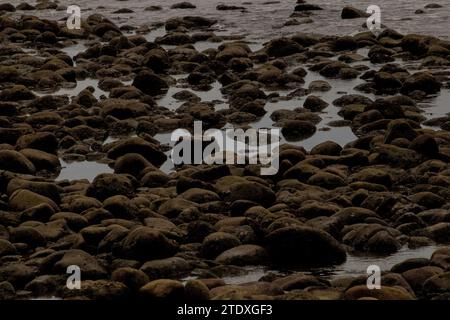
{"left": 0, "top": 1, "right": 450, "bottom": 300}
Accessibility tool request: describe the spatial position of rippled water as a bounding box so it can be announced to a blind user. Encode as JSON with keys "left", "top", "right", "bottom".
{"left": 207, "top": 245, "right": 441, "bottom": 285}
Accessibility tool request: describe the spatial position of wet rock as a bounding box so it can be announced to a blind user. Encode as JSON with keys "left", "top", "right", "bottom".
{"left": 342, "top": 224, "right": 401, "bottom": 254}
{"left": 391, "top": 258, "right": 431, "bottom": 273}
{"left": 63, "top": 279, "right": 129, "bottom": 299}
{"left": 158, "top": 198, "right": 198, "bottom": 218}
{"left": 350, "top": 168, "right": 392, "bottom": 188}
{"left": 113, "top": 8, "right": 134, "bottom": 14}
{"left": 216, "top": 43, "right": 249, "bottom": 62}
{"left": 372, "top": 144, "right": 422, "bottom": 168}
{"left": 281, "top": 120, "right": 316, "bottom": 141}
{"left": 165, "top": 16, "right": 217, "bottom": 31}
{"left": 402, "top": 266, "right": 443, "bottom": 293}
{"left": 0, "top": 263, "right": 38, "bottom": 288}
{"left": 156, "top": 32, "right": 192, "bottom": 45}
{"left": 0, "top": 150, "right": 35, "bottom": 174}
{"left": 295, "top": 4, "right": 323, "bottom": 11}
{"left": 297, "top": 201, "right": 341, "bottom": 219}
{"left": 114, "top": 153, "right": 155, "bottom": 178}
{"left": 333, "top": 36, "right": 358, "bottom": 51}
{"left": 19, "top": 149, "right": 61, "bottom": 172}
{"left": 333, "top": 94, "right": 373, "bottom": 107}
{"left": 409, "top": 192, "right": 445, "bottom": 209}
{"left": 100, "top": 99, "right": 150, "bottom": 120}
{"left": 116, "top": 227, "right": 178, "bottom": 261}
{"left": 201, "top": 232, "right": 241, "bottom": 259}
{"left": 9, "top": 226, "right": 46, "bottom": 248}
{"left": 273, "top": 273, "right": 329, "bottom": 291}
{"left": 265, "top": 226, "right": 346, "bottom": 265}
{"left": 308, "top": 80, "right": 331, "bottom": 92}
{"left": 401, "top": 34, "right": 432, "bottom": 55}
{"left": 265, "top": 38, "right": 304, "bottom": 57}
{"left": 0, "top": 281, "right": 15, "bottom": 300}
{"left": 141, "top": 171, "right": 170, "bottom": 188}
{"left": 24, "top": 275, "right": 64, "bottom": 297}
{"left": 310, "top": 141, "right": 342, "bottom": 156}
{"left": 303, "top": 95, "right": 329, "bottom": 112}
{"left": 179, "top": 188, "right": 220, "bottom": 204}
{"left": 341, "top": 6, "right": 370, "bottom": 19}
{"left": 318, "top": 61, "right": 348, "bottom": 78}
{"left": 139, "top": 279, "right": 184, "bottom": 300}
{"left": 86, "top": 173, "right": 135, "bottom": 201}
{"left": 16, "top": 132, "right": 58, "bottom": 154}
{"left": 421, "top": 223, "right": 450, "bottom": 243}
{"left": 307, "top": 172, "right": 346, "bottom": 189}
{"left": 53, "top": 249, "right": 107, "bottom": 279}
{"left": 368, "top": 45, "right": 396, "bottom": 63}
{"left": 401, "top": 72, "right": 441, "bottom": 95}
{"left": 140, "top": 257, "right": 191, "bottom": 280}
{"left": 0, "top": 85, "right": 35, "bottom": 101}
{"left": 106, "top": 137, "right": 167, "bottom": 166}
{"left": 0, "top": 102, "right": 18, "bottom": 116}
{"left": 374, "top": 72, "right": 403, "bottom": 94}
{"left": 0, "top": 239, "right": 16, "bottom": 257}
{"left": 423, "top": 272, "right": 450, "bottom": 297}
{"left": 132, "top": 70, "right": 168, "bottom": 96}
{"left": 384, "top": 119, "right": 418, "bottom": 143}
{"left": 7, "top": 178, "right": 61, "bottom": 203}
{"left": 171, "top": 2, "right": 196, "bottom": 9}
{"left": 184, "top": 279, "right": 210, "bottom": 301}
{"left": 111, "top": 267, "right": 149, "bottom": 292}
{"left": 430, "top": 248, "right": 450, "bottom": 270}
{"left": 9, "top": 189, "right": 58, "bottom": 212}
{"left": 0, "top": 3, "right": 15, "bottom": 12}
{"left": 215, "top": 245, "right": 269, "bottom": 266}
{"left": 61, "top": 196, "right": 102, "bottom": 214}
{"left": 16, "top": 3, "right": 35, "bottom": 10}
{"left": 228, "top": 181, "right": 276, "bottom": 207}
{"left": 424, "top": 3, "right": 443, "bottom": 9}
{"left": 217, "top": 4, "right": 246, "bottom": 11}
{"left": 145, "top": 5, "right": 162, "bottom": 11}
{"left": 344, "top": 285, "right": 414, "bottom": 300}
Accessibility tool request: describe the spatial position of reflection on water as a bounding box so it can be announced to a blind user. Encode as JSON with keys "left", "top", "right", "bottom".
{"left": 33, "top": 78, "right": 108, "bottom": 100}
{"left": 313, "top": 245, "right": 441, "bottom": 279}
{"left": 57, "top": 160, "right": 113, "bottom": 182}
{"left": 212, "top": 245, "right": 441, "bottom": 285}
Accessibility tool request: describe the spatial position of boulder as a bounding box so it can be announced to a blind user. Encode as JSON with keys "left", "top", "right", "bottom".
{"left": 201, "top": 232, "right": 241, "bottom": 259}
{"left": 214, "top": 244, "right": 269, "bottom": 266}
{"left": 53, "top": 249, "right": 107, "bottom": 279}
{"left": 281, "top": 120, "right": 316, "bottom": 141}
{"left": 0, "top": 150, "right": 36, "bottom": 174}
{"left": 140, "top": 257, "right": 191, "bottom": 280}
{"left": 19, "top": 149, "right": 61, "bottom": 172}
{"left": 132, "top": 70, "right": 168, "bottom": 96}
{"left": 228, "top": 181, "right": 276, "bottom": 207}
{"left": 139, "top": 279, "right": 184, "bottom": 300}
{"left": 344, "top": 285, "right": 415, "bottom": 300}
{"left": 86, "top": 173, "right": 135, "bottom": 201}
{"left": 116, "top": 227, "right": 178, "bottom": 261}
{"left": 9, "top": 189, "right": 58, "bottom": 211}
{"left": 341, "top": 6, "right": 369, "bottom": 19}
{"left": 401, "top": 72, "right": 441, "bottom": 95}
{"left": 265, "top": 226, "right": 346, "bottom": 265}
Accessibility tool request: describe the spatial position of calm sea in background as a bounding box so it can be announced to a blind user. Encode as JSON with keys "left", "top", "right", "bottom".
{"left": 9, "top": 0, "right": 450, "bottom": 41}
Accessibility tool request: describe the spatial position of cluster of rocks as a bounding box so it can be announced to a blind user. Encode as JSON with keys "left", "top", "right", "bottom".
{"left": 0, "top": 4, "right": 450, "bottom": 300}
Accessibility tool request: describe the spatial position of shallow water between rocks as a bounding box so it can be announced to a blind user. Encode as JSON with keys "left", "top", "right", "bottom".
{"left": 183, "top": 245, "right": 442, "bottom": 285}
